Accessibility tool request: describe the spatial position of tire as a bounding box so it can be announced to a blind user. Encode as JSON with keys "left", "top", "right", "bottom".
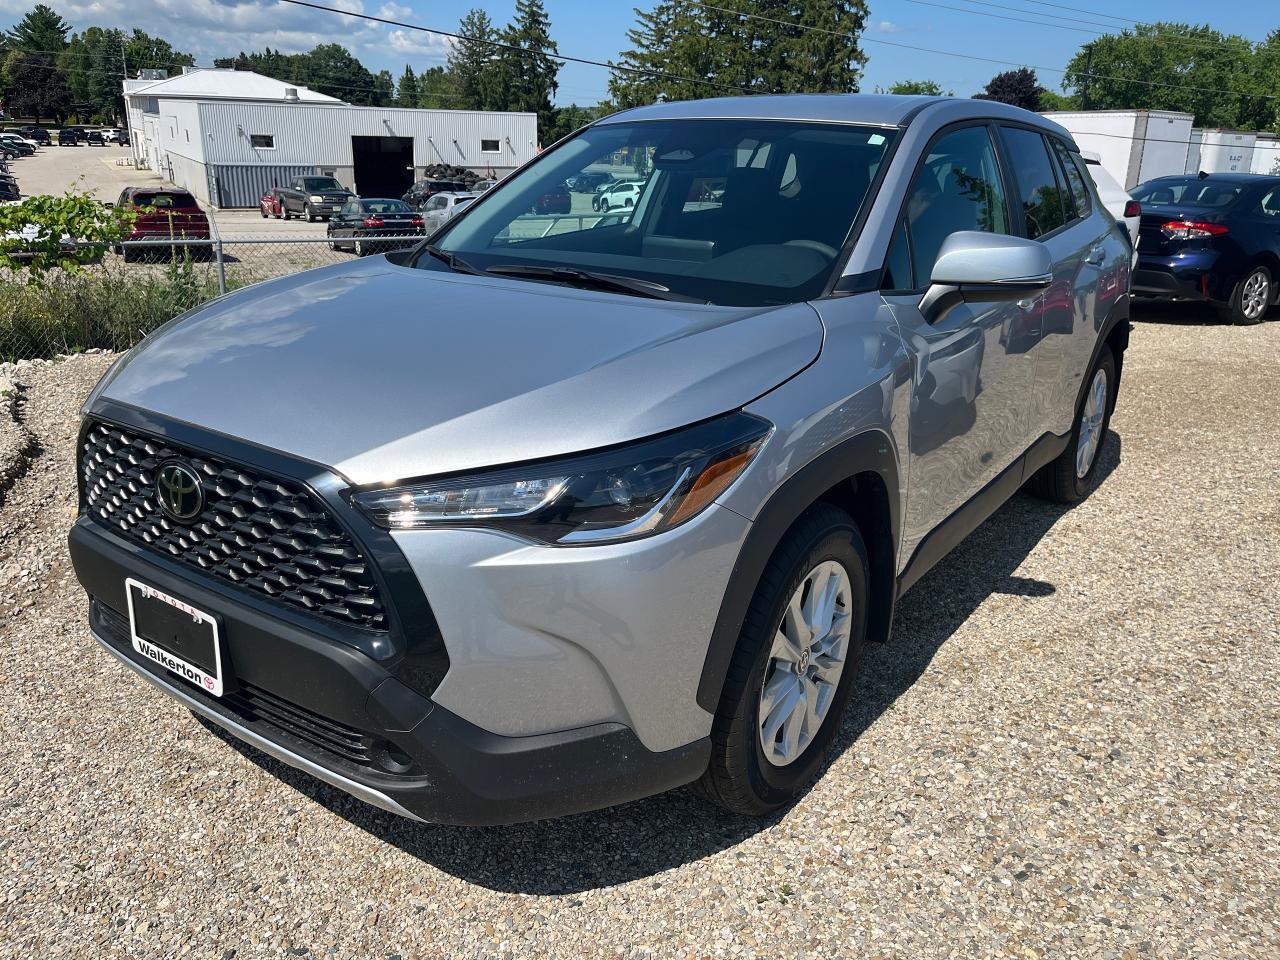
{"left": 601, "top": 199, "right": 611, "bottom": 212}
{"left": 305, "top": 204, "right": 317, "bottom": 223}
{"left": 260, "top": 207, "right": 268, "bottom": 219}
{"left": 1027, "top": 344, "right": 1117, "bottom": 504}
{"left": 694, "top": 503, "right": 870, "bottom": 816}
{"left": 283, "top": 207, "right": 293, "bottom": 221}
{"left": 1219, "top": 265, "right": 1272, "bottom": 326}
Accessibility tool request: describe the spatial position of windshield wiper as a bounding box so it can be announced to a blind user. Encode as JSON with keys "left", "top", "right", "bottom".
{"left": 417, "top": 243, "right": 481, "bottom": 275}
{"left": 483, "top": 264, "right": 708, "bottom": 303}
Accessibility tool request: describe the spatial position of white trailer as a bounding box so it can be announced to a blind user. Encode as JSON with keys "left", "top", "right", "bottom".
{"left": 1041, "top": 109, "right": 1194, "bottom": 190}
{"left": 1190, "top": 129, "right": 1256, "bottom": 175}
{"left": 1252, "top": 135, "right": 1280, "bottom": 175}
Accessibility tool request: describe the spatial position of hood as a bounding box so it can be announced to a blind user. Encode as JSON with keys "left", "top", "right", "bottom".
{"left": 92, "top": 257, "right": 822, "bottom": 485}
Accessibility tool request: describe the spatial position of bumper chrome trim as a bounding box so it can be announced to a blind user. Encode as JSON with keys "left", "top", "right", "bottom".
{"left": 90, "top": 628, "right": 425, "bottom": 822}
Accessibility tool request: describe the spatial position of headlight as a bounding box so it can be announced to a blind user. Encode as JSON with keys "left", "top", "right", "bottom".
{"left": 309, "top": 195, "right": 324, "bottom": 203}
{"left": 352, "top": 412, "right": 771, "bottom": 544}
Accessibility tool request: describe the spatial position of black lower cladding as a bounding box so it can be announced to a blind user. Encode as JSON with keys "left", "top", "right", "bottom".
{"left": 73, "top": 479, "right": 710, "bottom": 825}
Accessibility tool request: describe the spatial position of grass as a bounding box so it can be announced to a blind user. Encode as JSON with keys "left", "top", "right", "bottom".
{"left": 0, "top": 257, "right": 228, "bottom": 362}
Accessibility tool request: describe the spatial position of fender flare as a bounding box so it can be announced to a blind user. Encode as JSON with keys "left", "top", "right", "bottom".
{"left": 695, "top": 429, "right": 900, "bottom": 713}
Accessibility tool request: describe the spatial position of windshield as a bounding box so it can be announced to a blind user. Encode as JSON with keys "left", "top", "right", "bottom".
{"left": 302, "top": 178, "right": 344, "bottom": 192}
{"left": 428, "top": 119, "right": 894, "bottom": 306}
{"left": 1132, "top": 178, "right": 1245, "bottom": 208}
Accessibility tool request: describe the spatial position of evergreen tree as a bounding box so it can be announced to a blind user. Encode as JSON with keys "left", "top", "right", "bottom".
{"left": 374, "top": 68, "right": 395, "bottom": 106}
{"left": 4, "top": 49, "right": 71, "bottom": 122}
{"left": 397, "top": 65, "right": 419, "bottom": 107}
{"left": 447, "top": 9, "right": 501, "bottom": 111}
{"left": 7, "top": 4, "right": 70, "bottom": 53}
{"left": 416, "top": 65, "right": 455, "bottom": 108}
{"left": 495, "top": 0, "right": 560, "bottom": 144}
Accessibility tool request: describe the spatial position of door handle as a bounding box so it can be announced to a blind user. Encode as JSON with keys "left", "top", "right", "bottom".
{"left": 1084, "top": 247, "right": 1105, "bottom": 265}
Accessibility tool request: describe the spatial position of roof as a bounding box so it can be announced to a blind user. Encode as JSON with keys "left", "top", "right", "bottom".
{"left": 1147, "top": 172, "right": 1280, "bottom": 183}
{"left": 125, "top": 69, "right": 344, "bottom": 105}
{"left": 599, "top": 94, "right": 1071, "bottom": 139}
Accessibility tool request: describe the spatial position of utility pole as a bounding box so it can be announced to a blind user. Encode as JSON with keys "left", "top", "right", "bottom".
{"left": 1081, "top": 42, "right": 1093, "bottom": 111}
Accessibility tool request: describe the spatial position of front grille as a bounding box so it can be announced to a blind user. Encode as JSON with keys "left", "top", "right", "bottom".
{"left": 81, "top": 421, "right": 387, "bottom": 630}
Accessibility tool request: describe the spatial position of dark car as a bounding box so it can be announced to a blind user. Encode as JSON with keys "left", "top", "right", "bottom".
{"left": 114, "top": 187, "right": 212, "bottom": 261}
{"left": 403, "top": 179, "right": 467, "bottom": 209}
{"left": 565, "top": 170, "right": 613, "bottom": 193}
{"left": 326, "top": 197, "right": 424, "bottom": 256}
{"left": 1130, "top": 173, "right": 1280, "bottom": 324}
{"left": 58, "top": 128, "right": 79, "bottom": 146}
{"left": 86, "top": 130, "right": 105, "bottom": 146}
{"left": 17, "top": 126, "right": 51, "bottom": 145}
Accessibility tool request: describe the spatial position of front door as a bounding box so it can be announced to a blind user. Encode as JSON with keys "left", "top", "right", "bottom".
{"left": 880, "top": 123, "right": 1042, "bottom": 565}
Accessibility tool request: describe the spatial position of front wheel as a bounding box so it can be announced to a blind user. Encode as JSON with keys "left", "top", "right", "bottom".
{"left": 305, "top": 205, "right": 317, "bottom": 223}
{"left": 1220, "top": 265, "right": 1271, "bottom": 325}
{"left": 694, "top": 503, "right": 869, "bottom": 816}
{"left": 1027, "top": 343, "right": 1117, "bottom": 504}
{"left": 354, "top": 238, "right": 365, "bottom": 257}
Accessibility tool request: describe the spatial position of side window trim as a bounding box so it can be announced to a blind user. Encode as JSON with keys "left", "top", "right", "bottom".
{"left": 997, "top": 122, "right": 1079, "bottom": 242}
{"left": 1053, "top": 138, "right": 1093, "bottom": 221}
{"left": 878, "top": 119, "right": 1007, "bottom": 295}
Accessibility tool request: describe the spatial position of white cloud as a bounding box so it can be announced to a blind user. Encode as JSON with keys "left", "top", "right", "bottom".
{"left": 874, "top": 20, "right": 904, "bottom": 34}
{"left": 387, "top": 28, "right": 452, "bottom": 62}
{"left": 377, "top": 2, "right": 414, "bottom": 20}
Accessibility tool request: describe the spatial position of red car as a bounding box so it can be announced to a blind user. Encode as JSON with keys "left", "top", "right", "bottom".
{"left": 115, "top": 187, "right": 212, "bottom": 261}
{"left": 259, "top": 188, "right": 283, "bottom": 219}
{"left": 533, "top": 188, "right": 571, "bottom": 215}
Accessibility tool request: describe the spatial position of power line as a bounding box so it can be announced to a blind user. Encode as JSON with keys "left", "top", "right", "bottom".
{"left": 275, "top": 0, "right": 752, "bottom": 96}
{"left": 686, "top": 0, "right": 1280, "bottom": 104}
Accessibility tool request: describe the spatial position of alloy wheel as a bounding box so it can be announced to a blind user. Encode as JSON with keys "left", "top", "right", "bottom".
{"left": 757, "top": 560, "right": 853, "bottom": 767}
{"left": 1242, "top": 270, "right": 1270, "bottom": 321}
{"left": 1075, "top": 367, "right": 1108, "bottom": 479}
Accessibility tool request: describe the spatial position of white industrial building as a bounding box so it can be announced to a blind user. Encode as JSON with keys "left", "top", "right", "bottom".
{"left": 123, "top": 69, "right": 539, "bottom": 208}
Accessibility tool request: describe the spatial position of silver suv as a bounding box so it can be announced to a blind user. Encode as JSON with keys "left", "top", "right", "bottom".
{"left": 71, "top": 95, "right": 1130, "bottom": 824}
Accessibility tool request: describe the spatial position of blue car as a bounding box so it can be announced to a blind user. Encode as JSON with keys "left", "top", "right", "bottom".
{"left": 1130, "top": 173, "right": 1280, "bottom": 324}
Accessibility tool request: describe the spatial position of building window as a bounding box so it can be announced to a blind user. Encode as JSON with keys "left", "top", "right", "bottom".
{"left": 250, "top": 134, "right": 275, "bottom": 149}
{"left": 481, "top": 139, "right": 501, "bottom": 153}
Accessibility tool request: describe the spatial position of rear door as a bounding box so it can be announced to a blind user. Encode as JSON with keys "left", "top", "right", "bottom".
{"left": 880, "top": 122, "right": 1039, "bottom": 561}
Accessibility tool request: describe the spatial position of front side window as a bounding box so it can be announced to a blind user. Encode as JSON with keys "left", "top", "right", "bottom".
{"left": 903, "top": 125, "right": 1010, "bottom": 286}
{"left": 426, "top": 119, "right": 894, "bottom": 306}
{"left": 1001, "top": 127, "right": 1066, "bottom": 239}
{"left": 301, "top": 177, "right": 343, "bottom": 192}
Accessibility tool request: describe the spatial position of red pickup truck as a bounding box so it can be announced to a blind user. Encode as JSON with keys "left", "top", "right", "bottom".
{"left": 114, "top": 187, "right": 212, "bottom": 261}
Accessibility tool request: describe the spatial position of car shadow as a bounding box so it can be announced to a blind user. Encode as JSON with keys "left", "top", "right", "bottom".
{"left": 1131, "top": 300, "right": 1222, "bottom": 325}
{"left": 202, "top": 434, "right": 1121, "bottom": 895}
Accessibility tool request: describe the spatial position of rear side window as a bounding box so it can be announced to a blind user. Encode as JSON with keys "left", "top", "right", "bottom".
{"left": 1050, "top": 140, "right": 1091, "bottom": 220}
{"left": 902, "top": 125, "right": 1010, "bottom": 286}
{"left": 1001, "top": 127, "right": 1067, "bottom": 239}
{"left": 1258, "top": 188, "right": 1280, "bottom": 218}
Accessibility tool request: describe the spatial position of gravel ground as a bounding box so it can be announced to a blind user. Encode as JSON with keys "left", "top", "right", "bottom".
{"left": 1, "top": 307, "right": 1278, "bottom": 959}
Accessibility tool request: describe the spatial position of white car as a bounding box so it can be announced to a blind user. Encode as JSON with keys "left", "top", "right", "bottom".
{"left": 420, "top": 191, "right": 480, "bottom": 232}
{"left": 593, "top": 180, "right": 644, "bottom": 212}
{"left": 1079, "top": 151, "right": 1139, "bottom": 267}
{"left": 0, "top": 133, "right": 39, "bottom": 151}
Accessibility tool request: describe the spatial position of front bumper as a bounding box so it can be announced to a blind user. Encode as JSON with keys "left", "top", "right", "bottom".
{"left": 71, "top": 519, "right": 710, "bottom": 824}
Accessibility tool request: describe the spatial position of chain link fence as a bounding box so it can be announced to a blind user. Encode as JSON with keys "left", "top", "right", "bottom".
{"left": 0, "top": 232, "right": 425, "bottom": 362}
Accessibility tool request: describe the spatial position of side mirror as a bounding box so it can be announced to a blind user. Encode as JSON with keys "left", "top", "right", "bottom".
{"left": 919, "top": 231, "right": 1052, "bottom": 324}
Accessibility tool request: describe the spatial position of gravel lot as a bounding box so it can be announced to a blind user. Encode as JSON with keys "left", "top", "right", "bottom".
{"left": 1, "top": 306, "right": 1278, "bottom": 959}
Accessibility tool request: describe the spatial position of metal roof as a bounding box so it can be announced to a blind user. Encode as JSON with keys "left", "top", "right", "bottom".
{"left": 126, "top": 69, "right": 344, "bottom": 105}
{"left": 599, "top": 94, "right": 1072, "bottom": 138}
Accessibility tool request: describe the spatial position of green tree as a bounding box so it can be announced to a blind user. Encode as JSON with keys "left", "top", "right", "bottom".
{"left": 610, "top": 0, "right": 866, "bottom": 107}
{"left": 7, "top": 4, "right": 70, "bottom": 53}
{"left": 1062, "top": 24, "right": 1256, "bottom": 127}
{"left": 373, "top": 68, "right": 394, "bottom": 106}
{"left": 397, "top": 65, "right": 418, "bottom": 107}
{"left": 4, "top": 49, "right": 71, "bottom": 122}
{"left": 547, "top": 102, "right": 608, "bottom": 143}
{"left": 974, "top": 67, "right": 1045, "bottom": 111}
{"left": 885, "top": 79, "right": 950, "bottom": 96}
{"left": 495, "top": 0, "right": 560, "bottom": 144}
{"left": 1038, "top": 89, "right": 1080, "bottom": 112}
{"left": 447, "top": 9, "right": 501, "bottom": 111}
{"left": 416, "top": 65, "right": 455, "bottom": 108}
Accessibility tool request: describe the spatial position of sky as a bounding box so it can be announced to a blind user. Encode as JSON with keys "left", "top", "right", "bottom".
{"left": 0, "top": 0, "right": 1271, "bottom": 106}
